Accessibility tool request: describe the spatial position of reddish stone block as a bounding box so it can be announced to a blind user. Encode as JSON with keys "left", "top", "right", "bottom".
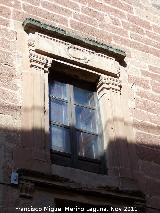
{"left": 99, "top": 22, "right": 129, "bottom": 38}
{"left": 136, "top": 144, "right": 160, "bottom": 164}
{"left": 132, "top": 108, "right": 160, "bottom": 125}
{"left": 136, "top": 97, "right": 160, "bottom": 115}
{"left": 0, "top": 27, "right": 17, "bottom": 41}
{"left": 103, "top": 0, "right": 134, "bottom": 13}
{"left": 21, "top": 0, "right": 40, "bottom": 6}
{"left": 0, "top": 5, "right": 11, "bottom": 19}
{"left": 49, "top": 0, "right": 80, "bottom": 11}
{"left": 136, "top": 131, "right": 160, "bottom": 148}
{"left": 130, "top": 32, "right": 160, "bottom": 50}
{"left": 152, "top": 24, "right": 160, "bottom": 35}
{"left": 41, "top": 0, "right": 72, "bottom": 17}
{"left": 12, "top": 9, "right": 29, "bottom": 22}
{"left": 133, "top": 119, "right": 160, "bottom": 135}
{"left": 0, "top": 0, "right": 21, "bottom": 10}
{"left": 0, "top": 64, "right": 19, "bottom": 91}
{"left": 122, "top": 21, "right": 145, "bottom": 35}
{"left": 151, "top": 80, "right": 160, "bottom": 94}
{"left": 0, "top": 100, "right": 21, "bottom": 116}
{"left": 87, "top": 0, "right": 127, "bottom": 19}
{"left": 0, "top": 16, "right": 10, "bottom": 28}
{"left": 112, "top": 35, "right": 150, "bottom": 53}
{"left": 127, "top": 14, "right": 152, "bottom": 30}
{"left": 73, "top": 13, "right": 99, "bottom": 27}
{"left": 72, "top": 0, "right": 88, "bottom": 5}
{"left": 145, "top": 177, "right": 160, "bottom": 195}
{"left": 0, "top": 51, "right": 14, "bottom": 67}
{"left": 147, "top": 196, "right": 160, "bottom": 211}
{"left": 70, "top": 19, "right": 112, "bottom": 43}
{"left": 0, "top": 87, "right": 19, "bottom": 104}
{"left": 112, "top": 35, "right": 131, "bottom": 47}
{"left": 0, "top": 38, "right": 16, "bottom": 52}
{"left": 128, "top": 75, "right": 150, "bottom": 89}
{"left": 145, "top": 30, "right": 160, "bottom": 43}
{"left": 148, "top": 65, "right": 160, "bottom": 75}
{"left": 148, "top": 47, "right": 160, "bottom": 58}
{"left": 136, "top": 89, "right": 160, "bottom": 103}
{"left": 81, "top": 6, "right": 104, "bottom": 21}
{"left": 140, "top": 160, "right": 160, "bottom": 180}
{"left": 141, "top": 70, "right": 160, "bottom": 82}
{"left": 22, "top": 4, "right": 69, "bottom": 26}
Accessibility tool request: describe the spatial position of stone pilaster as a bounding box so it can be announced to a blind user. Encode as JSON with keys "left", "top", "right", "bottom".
{"left": 16, "top": 39, "right": 53, "bottom": 174}
{"left": 97, "top": 75, "right": 132, "bottom": 178}
{"left": 29, "top": 49, "right": 52, "bottom": 173}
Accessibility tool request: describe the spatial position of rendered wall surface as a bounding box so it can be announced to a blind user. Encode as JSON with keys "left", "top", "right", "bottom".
{"left": 0, "top": 0, "right": 160, "bottom": 212}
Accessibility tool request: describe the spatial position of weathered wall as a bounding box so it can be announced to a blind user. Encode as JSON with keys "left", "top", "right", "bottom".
{"left": 0, "top": 0, "right": 160, "bottom": 212}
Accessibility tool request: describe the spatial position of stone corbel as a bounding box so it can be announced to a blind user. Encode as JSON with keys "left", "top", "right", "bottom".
{"left": 97, "top": 75, "right": 122, "bottom": 99}
{"left": 19, "top": 181, "right": 35, "bottom": 198}
{"left": 28, "top": 33, "right": 52, "bottom": 73}
{"left": 29, "top": 50, "right": 52, "bottom": 73}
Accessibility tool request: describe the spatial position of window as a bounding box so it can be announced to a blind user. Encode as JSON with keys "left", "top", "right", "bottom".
{"left": 49, "top": 72, "right": 104, "bottom": 173}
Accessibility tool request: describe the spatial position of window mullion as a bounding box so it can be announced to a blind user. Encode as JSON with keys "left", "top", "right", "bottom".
{"left": 68, "top": 84, "right": 77, "bottom": 167}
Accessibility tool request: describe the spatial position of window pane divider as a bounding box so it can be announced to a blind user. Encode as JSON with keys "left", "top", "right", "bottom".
{"left": 78, "top": 156, "right": 101, "bottom": 163}
{"left": 74, "top": 103, "right": 96, "bottom": 110}
{"left": 50, "top": 95, "right": 68, "bottom": 103}
{"left": 75, "top": 128, "right": 98, "bottom": 136}
{"left": 50, "top": 121, "right": 69, "bottom": 128}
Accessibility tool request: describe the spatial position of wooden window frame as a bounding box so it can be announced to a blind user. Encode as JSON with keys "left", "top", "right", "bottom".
{"left": 49, "top": 71, "right": 105, "bottom": 173}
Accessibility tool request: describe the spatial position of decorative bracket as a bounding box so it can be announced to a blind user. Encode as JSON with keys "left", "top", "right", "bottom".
{"left": 97, "top": 75, "right": 122, "bottom": 96}
{"left": 19, "top": 181, "right": 35, "bottom": 198}
{"left": 29, "top": 50, "right": 52, "bottom": 73}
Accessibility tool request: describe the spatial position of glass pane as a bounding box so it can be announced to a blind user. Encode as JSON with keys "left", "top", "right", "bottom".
{"left": 74, "top": 87, "right": 95, "bottom": 106}
{"left": 50, "top": 99, "right": 68, "bottom": 125}
{"left": 75, "top": 106, "right": 98, "bottom": 133}
{"left": 51, "top": 125, "right": 70, "bottom": 153}
{"left": 77, "top": 131, "right": 100, "bottom": 159}
{"left": 49, "top": 81, "right": 67, "bottom": 100}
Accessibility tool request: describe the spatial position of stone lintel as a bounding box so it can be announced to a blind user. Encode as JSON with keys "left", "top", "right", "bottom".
{"left": 27, "top": 32, "right": 121, "bottom": 76}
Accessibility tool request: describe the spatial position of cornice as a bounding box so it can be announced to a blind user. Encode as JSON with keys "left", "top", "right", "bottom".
{"left": 23, "top": 18, "right": 126, "bottom": 63}
{"left": 17, "top": 169, "right": 145, "bottom": 206}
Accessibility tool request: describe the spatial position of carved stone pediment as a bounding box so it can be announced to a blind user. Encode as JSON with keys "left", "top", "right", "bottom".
{"left": 28, "top": 32, "right": 120, "bottom": 76}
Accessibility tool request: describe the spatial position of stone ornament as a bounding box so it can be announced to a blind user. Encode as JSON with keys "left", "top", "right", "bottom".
{"left": 97, "top": 75, "right": 122, "bottom": 94}
{"left": 27, "top": 32, "right": 121, "bottom": 76}
{"left": 29, "top": 50, "right": 52, "bottom": 73}
{"left": 19, "top": 181, "right": 35, "bottom": 198}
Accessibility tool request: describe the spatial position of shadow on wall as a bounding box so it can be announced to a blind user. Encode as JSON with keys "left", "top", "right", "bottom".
{"left": 0, "top": 123, "right": 159, "bottom": 182}
{"left": 0, "top": 111, "right": 160, "bottom": 211}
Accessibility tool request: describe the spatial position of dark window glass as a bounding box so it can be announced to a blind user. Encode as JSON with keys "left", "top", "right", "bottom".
{"left": 49, "top": 77, "right": 103, "bottom": 172}
{"left": 50, "top": 125, "right": 70, "bottom": 153}
{"left": 49, "top": 80, "right": 67, "bottom": 100}
{"left": 77, "top": 131, "right": 100, "bottom": 159}
{"left": 50, "top": 99, "right": 68, "bottom": 125}
{"left": 75, "top": 106, "right": 98, "bottom": 133}
{"left": 74, "top": 86, "right": 95, "bottom": 107}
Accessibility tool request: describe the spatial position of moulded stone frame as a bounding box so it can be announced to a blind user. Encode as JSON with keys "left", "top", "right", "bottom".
{"left": 15, "top": 18, "right": 139, "bottom": 180}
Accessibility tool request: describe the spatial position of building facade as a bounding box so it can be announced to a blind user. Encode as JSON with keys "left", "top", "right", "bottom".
{"left": 0, "top": 0, "right": 160, "bottom": 212}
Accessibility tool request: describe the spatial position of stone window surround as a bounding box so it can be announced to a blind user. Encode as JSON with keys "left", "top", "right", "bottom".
{"left": 11, "top": 18, "right": 147, "bottom": 209}
{"left": 14, "top": 18, "right": 139, "bottom": 180}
